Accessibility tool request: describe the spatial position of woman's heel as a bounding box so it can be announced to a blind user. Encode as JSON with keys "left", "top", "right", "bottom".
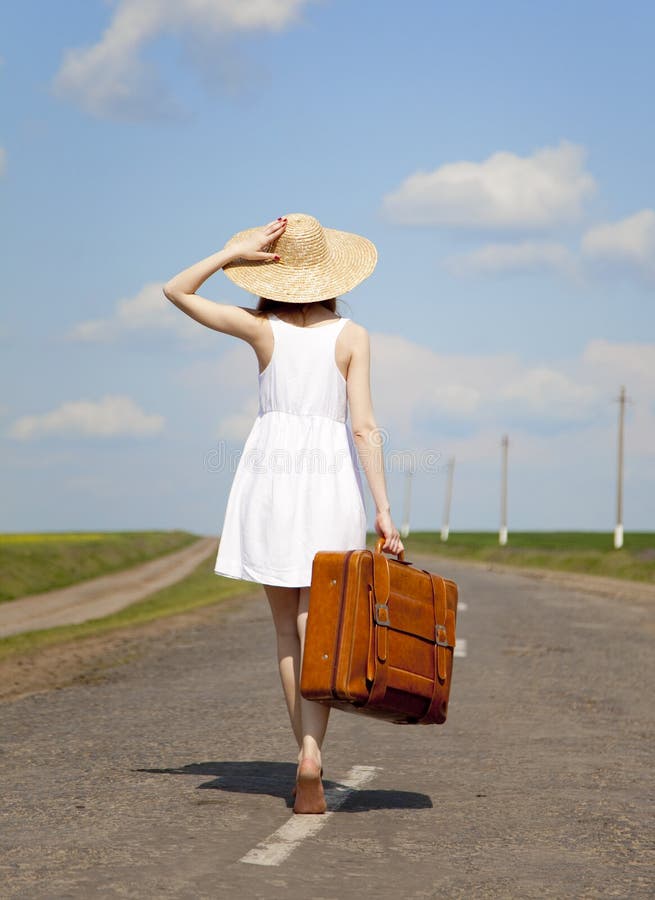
{"left": 291, "top": 764, "right": 322, "bottom": 798}
{"left": 293, "top": 759, "right": 326, "bottom": 814}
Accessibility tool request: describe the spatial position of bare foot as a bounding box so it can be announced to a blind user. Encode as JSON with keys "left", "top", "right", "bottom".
{"left": 291, "top": 758, "right": 323, "bottom": 798}
{"left": 293, "top": 758, "right": 326, "bottom": 814}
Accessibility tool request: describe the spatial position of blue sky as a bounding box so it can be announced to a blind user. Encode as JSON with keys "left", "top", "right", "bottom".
{"left": 1, "top": 0, "right": 654, "bottom": 535}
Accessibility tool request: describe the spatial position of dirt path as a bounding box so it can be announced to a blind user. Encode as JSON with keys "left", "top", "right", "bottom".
{"left": 0, "top": 536, "right": 218, "bottom": 638}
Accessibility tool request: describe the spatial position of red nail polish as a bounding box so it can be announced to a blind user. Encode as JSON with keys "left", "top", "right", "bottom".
{"left": 277, "top": 217, "right": 282, "bottom": 221}
{"left": 274, "top": 255, "right": 281, "bottom": 261}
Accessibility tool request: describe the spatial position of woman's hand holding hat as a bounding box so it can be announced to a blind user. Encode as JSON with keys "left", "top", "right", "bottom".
{"left": 225, "top": 217, "right": 287, "bottom": 262}
{"left": 222, "top": 212, "right": 377, "bottom": 303}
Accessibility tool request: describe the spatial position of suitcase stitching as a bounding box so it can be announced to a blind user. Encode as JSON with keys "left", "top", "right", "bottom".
{"left": 330, "top": 549, "right": 354, "bottom": 700}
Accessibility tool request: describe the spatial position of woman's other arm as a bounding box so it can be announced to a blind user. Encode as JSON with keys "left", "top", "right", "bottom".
{"left": 162, "top": 218, "right": 287, "bottom": 339}
{"left": 347, "top": 324, "right": 404, "bottom": 555}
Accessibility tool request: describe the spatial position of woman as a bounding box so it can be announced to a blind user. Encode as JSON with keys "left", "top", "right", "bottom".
{"left": 163, "top": 213, "right": 404, "bottom": 814}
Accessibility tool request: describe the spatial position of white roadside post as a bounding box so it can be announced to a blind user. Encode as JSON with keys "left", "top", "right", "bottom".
{"left": 440, "top": 456, "right": 455, "bottom": 542}
{"left": 614, "top": 385, "right": 628, "bottom": 550}
{"left": 499, "top": 434, "right": 509, "bottom": 546}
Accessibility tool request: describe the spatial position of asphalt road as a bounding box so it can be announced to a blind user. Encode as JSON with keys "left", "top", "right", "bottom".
{"left": 1, "top": 554, "right": 653, "bottom": 898}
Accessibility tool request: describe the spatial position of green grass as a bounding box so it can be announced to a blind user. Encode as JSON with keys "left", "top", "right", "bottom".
{"left": 399, "top": 531, "right": 655, "bottom": 583}
{"left": 0, "top": 530, "right": 202, "bottom": 603}
{"left": 4, "top": 529, "right": 652, "bottom": 665}
{"left": 0, "top": 553, "right": 255, "bottom": 661}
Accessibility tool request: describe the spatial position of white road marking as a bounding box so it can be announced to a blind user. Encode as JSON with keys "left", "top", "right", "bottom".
{"left": 455, "top": 638, "right": 467, "bottom": 658}
{"left": 459, "top": 602, "right": 468, "bottom": 612}
{"left": 239, "top": 765, "right": 380, "bottom": 867}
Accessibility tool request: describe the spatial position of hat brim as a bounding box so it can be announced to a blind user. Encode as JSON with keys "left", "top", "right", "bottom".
{"left": 222, "top": 225, "right": 377, "bottom": 303}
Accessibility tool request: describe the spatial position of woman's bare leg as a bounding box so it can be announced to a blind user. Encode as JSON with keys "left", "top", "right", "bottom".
{"left": 264, "top": 584, "right": 330, "bottom": 769}
{"left": 297, "top": 585, "right": 330, "bottom": 767}
{"left": 264, "top": 584, "right": 303, "bottom": 751}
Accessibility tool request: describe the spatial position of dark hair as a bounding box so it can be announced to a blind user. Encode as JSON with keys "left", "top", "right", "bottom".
{"left": 256, "top": 297, "right": 338, "bottom": 326}
{"left": 255, "top": 297, "right": 339, "bottom": 319}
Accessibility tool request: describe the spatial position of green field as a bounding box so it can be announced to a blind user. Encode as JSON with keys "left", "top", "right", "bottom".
{"left": 0, "top": 530, "right": 202, "bottom": 603}
{"left": 1, "top": 529, "right": 653, "bottom": 664}
{"left": 0, "top": 552, "right": 254, "bottom": 660}
{"left": 397, "top": 531, "right": 655, "bottom": 583}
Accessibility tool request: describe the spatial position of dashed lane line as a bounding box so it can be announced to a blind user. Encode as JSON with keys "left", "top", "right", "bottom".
{"left": 241, "top": 620, "right": 466, "bottom": 867}
{"left": 239, "top": 765, "right": 380, "bottom": 867}
{"left": 456, "top": 601, "right": 467, "bottom": 656}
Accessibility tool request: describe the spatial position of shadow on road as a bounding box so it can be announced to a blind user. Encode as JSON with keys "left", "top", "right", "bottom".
{"left": 135, "top": 761, "right": 432, "bottom": 811}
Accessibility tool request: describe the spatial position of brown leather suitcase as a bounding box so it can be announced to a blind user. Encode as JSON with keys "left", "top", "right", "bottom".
{"left": 300, "top": 538, "right": 458, "bottom": 725}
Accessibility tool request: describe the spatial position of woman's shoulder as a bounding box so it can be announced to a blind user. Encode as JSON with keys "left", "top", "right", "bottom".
{"left": 342, "top": 319, "right": 368, "bottom": 339}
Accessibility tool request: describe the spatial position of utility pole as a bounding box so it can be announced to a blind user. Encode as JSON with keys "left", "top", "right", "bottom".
{"left": 614, "top": 385, "right": 629, "bottom": 550}
{"left": 441, "top": 456, "right": 456, "bottom": 542}
{"left": 400, "top": 468, "right": 413, "bottom": 538}
{"left": 499, "top": 434, "right": 509, "bottom": 546}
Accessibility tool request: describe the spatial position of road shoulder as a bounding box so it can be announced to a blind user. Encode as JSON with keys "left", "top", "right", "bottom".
{"left": 417, "top": 552, "right": 655, "bottom": 606}
{"left": 0, "top": 586, "right": 260, "bottom": 704}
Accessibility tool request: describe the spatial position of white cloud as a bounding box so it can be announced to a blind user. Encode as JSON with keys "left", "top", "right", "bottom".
{"left": 426, "top": 384, "right": 481, "bottom": 416}
{"left": 583, "top": 338, "right": 655, "bottom": 386}
{"left": 52, "top": 0, "right": 313, "bottom": 119}
{"left": 178, "top": 339, "right": 257, "bottom": 390}
{"left": 216, "top": 397, "right": 261, "bottom": 441}
{"left": 178, "top": 341, "right": 262, "bottom": 441}
{"left": 66, "top": 282, "right": 215, "bottom": 343}
{"left": 381, "top": 141, "right": 596, "bottom": 229}
{"left": 368, "top": 334, "right": 505, "bottom": 439}
{"left": 7, "top": 394, "right": 165, "bottom": 440}
{"left": 500, "top": 368, "right": 598, "bottom": 420}
{"left": 446, "top": 240, "right": 575, "bottom": 276}
{"left": 357, "top": 334, "right": 655, "bottom": 530}
{"left": 366, "top": 333, "right": 606, "bottom": 443}
{"left": 0, "top": 146, "right": 6, "bottom": 177}
{"left": 581, "top": 209, "right": 655, "bottom": 281}
{"left": 445, "top": 208, "right": 655, "bottom": 285}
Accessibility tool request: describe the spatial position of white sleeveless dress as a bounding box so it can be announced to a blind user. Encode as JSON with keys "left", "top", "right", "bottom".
{"left": 214, "top": 313, "right": 368, "bottom": 587}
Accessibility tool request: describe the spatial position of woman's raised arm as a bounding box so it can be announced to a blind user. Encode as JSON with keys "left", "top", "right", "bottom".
{"left": 162, "top": 218, "right": 287, "bottom": 340}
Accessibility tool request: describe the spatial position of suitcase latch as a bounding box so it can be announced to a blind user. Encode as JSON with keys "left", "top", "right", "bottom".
{"left": 374, "top": 603, "right": 391, "bottom": 627}
{"left": 435, "top": 624, "right": 451, "bottom": 648}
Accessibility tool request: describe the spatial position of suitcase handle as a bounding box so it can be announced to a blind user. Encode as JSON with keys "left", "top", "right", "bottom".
{"left": 374, "top": 536, "right": 409, "bottom": 564}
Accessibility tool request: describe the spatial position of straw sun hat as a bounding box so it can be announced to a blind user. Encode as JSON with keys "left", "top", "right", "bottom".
{"left": 222, "top": 213, "right": 377, "bottom": 304}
